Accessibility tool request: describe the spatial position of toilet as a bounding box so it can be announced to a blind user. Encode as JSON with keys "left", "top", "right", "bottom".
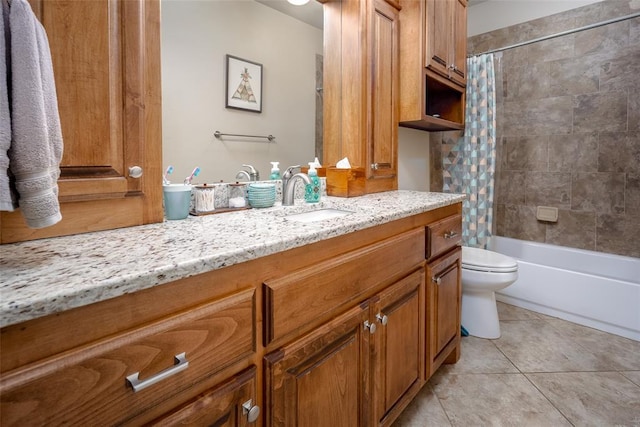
{"left": 461, "top": 246, "right": 519, "bottom": 339}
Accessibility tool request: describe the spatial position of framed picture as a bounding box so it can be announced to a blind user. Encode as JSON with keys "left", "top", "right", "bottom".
{"left": 225, "top": 55, "right": 263, "bottom": 113}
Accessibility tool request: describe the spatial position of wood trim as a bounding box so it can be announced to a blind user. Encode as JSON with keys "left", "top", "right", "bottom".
{"left": 0, "top": 198, "right": 144, "bottom": 244}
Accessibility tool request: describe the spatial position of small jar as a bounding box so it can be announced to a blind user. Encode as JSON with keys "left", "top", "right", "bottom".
{"left": 229, "top": 182, "right": 247, "bottom": 208}
{"left": 193, "top": 184, "right": 216, "bottom": 214}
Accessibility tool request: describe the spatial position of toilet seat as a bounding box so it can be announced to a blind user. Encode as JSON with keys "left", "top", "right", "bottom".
{"left": 462, "top": 246, "right": 518, "bottom": 273}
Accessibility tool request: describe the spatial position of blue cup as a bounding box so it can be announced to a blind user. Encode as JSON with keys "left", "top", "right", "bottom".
{"left": 163, "top": 184, "right": 192, "bottom": 220}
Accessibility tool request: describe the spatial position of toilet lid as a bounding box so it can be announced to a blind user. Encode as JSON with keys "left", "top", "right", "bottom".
{"left": 462, "top": 246, "right": 518, "bottom": 273}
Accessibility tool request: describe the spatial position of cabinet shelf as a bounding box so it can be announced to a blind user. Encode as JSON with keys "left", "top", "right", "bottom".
{"left": 400, "top": 71, "right": 465, "bottom": 131}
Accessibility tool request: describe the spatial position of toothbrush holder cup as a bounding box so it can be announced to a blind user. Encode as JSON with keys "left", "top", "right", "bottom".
{"left": 163, "top": 184, "right": 192, "bottom": 220}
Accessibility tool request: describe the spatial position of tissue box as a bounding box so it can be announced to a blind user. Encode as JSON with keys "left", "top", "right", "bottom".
{"left": 326, "top": 167, "right": 366, "bottom": 197}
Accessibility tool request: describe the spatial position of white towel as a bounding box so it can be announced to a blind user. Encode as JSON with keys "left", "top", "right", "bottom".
{"left": 0, "top": 0, "right": 16, "bottom": 211}
{"left": 6, "top": 0, "right": 63, "bottom": 228}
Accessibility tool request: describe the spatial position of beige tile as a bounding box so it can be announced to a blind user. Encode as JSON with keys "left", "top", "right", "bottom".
{"left": 598, "top": 132, "right": 640, "bottom": 174}
{"left": 525, "top": 172, "right": 572, "bottom": 209}
{"left": 526, "top": 372, "right": 640, "bottom": 426}
{"left": 392, "top": 384, "right": 451, "bottom": 427}
{"left": 496, "top": 170, "right": 526, "bottom": 205}
{"left": 504, "top": 136, "right": 548, "bottom": 172}
{"left": 546, "top": 318, "right": 640, "bottom": 370}
{"left": 429, "top": 373, "right": 571, "bottom": 426}
{"left": 497, "top": 302, "right": 545, "bottom": 321}
{"left": 573, "top": 91, "right": 628, "bottom": 133}
{"left": 494, "top": 320, "right": 617, "bottom": 372}
{"left": 548, "top": 133, "right": 598, "bottom": 173}
{"left": 436, "top": 336, "right": 519, "bottom": 375}
{"left": 495, "top": 204, "right": 546, "bottom": 242}
{"left": 545, "top": 209, "right": 596, "bottom": 251}
{"left": 597, "top": 213, "right": 640, "bottom": 258}
{"left": 572, "top": 172, "right": 625, "bottom": 215}
{"left": 621, "top": 371, "right": 640, "bottom": 387}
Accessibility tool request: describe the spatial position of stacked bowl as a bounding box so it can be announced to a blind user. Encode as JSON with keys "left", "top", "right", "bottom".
{"left": 247, "top": 183, "right": 276, "bottom": 208}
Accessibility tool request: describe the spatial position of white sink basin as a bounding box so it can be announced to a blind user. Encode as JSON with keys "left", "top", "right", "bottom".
{"left": 285, "top": 208, "right": 353, "bottom": 223}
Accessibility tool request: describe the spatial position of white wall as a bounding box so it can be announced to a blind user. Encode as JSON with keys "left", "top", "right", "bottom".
{"left": 161, "top": 0, "right": 323, "bottom": 184}
{"left": 397, "top": 127, "right": 431, "bottom": 191}
{"left": 468, "top": 0, "right": 606, "bottom": 36}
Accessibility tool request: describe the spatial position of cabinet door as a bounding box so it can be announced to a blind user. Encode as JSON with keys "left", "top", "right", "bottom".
{"left": 372, "top": 269, "right": 425, "bottom": 426}
{"left": 449, "top": 0, "right": 467, "bottom": 87}
{"left": 426, "top": 247, "right": 461, "bottom": 375}
{"left": 150, "top": 366, "right": 259, "bottom": 427}
{"left": 264, "top": 304, "right": 371, "bottom": 427}
{"left": 369, "top": 0, "right": 398, "bottom": 181}
{"left": 1, "top": 0, "right": 162, "bottom": 243}
{"left": 425, "top": 0, "right": 451, "bottom": 78}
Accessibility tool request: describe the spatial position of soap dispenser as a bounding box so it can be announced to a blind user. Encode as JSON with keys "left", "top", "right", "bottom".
{"left": 270, "top": 162, "right": 281, "bottom": 180}
{"left": 305, "top": 162, "right": 321, "bottom": 203}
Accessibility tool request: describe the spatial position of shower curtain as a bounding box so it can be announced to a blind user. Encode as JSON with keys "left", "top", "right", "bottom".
{"left": 443, "top": 53, "right": 497, "bottom": 249}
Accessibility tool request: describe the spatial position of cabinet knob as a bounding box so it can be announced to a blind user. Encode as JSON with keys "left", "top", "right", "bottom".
{"left": 376, "top": 312, "right": 388, "bottom": 326}
{"left": 242, "top": 399, "right": 260, "bottom": 423}
{"left": 128, "top": 166, "right": 143, "bottom": 179}
{"left": 364, "top": 320, "right": 377, "bottom": 334}
{"left": 432, "top": 276, "right": 442, "bottom": 285}
{"left": 371, "top": 163, "right": 379, "bottom": 170}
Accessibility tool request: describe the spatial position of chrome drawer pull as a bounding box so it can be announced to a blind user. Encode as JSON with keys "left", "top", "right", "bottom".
{"left": 432, "top": 276, "right": 441, "bottom": 285}
{"left": 443, "top": 231, "right": 458, "bottom": 239}
{"left": 126, "top": 352, "right": 189, "bottom": 392}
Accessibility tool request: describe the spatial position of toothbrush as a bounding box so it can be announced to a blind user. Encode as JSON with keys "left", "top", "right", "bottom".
{"left": 184, "top": 167, "right": 200, "bottom": 185}
{"left": 163, "top": 165, "right": 174, "bottom": 185}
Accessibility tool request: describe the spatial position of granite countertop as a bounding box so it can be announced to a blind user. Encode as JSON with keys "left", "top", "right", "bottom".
{"left": 0, "top": 191, "right": 465, "bottom": 328}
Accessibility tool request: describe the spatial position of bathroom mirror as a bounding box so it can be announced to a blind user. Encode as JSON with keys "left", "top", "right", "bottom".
{"left": 161, "top": 0, "right": 324, "bottom": 184}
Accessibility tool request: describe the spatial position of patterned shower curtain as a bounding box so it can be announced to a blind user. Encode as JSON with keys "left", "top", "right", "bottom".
{"left": 443, "top": 53, "right": 497, "bottom": 249}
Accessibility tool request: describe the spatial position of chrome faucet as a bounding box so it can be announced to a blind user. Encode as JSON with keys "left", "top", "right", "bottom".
{"left": 282, "top": 165, "right": 311, "bottom": 206}
{"left": 235, "top": 164, "right": 259, "bottom": 181}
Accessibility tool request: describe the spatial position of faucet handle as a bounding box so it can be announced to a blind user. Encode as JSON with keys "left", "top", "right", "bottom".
{"left": 283, "top": 165, "right": 301, "bottom": 179}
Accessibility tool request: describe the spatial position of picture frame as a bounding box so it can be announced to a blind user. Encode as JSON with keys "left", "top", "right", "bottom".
{"left": 225, "top": 55, "right": 263, "bottom": 113}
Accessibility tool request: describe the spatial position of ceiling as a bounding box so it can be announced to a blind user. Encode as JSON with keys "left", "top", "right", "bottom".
{"left": 255, "top": 0, "right": 324, "bottom": 30}
{"left": 256, "top": 0, "right": 487, "bottom": 31}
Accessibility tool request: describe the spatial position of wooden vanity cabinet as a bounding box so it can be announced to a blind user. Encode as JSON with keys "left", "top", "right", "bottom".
{"left": 323, "top": 0, "right": 400, "bottom": 195}
{"left": 265, "top": 269, "right": 425, "bottom": 427}
{"left": 264, "top": 304, "right": 372, "bottom": 427}
{"left": 263, "top": 229, "right": 427, "bottom": 427}
{"left": 149, "top": 366, "right": 259, "bottom": 426}
{"left": 398, "top": 0, "right": 467, "bottom": 131}
{"left": 0, "top": 288, "right": 257, "bottom": 426}
{"left": 1, "top": 203, "right": 462, "bottom": 426}
{"left": 1, "top": 0, "right": 163, "bottom": 244}
{"left": 372, "top": 269, "right": 425, "bottom": 426}
{"left": 425, "top": 213, "right": 463, "bottom": 376}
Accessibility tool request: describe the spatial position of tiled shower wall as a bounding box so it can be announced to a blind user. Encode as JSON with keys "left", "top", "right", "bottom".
{"left": 432, "top": 1, "right": 640, "bottom": 258}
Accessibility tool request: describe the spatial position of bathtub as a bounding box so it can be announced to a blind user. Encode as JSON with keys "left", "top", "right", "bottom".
{"left": 489, "top": 236, "right": 640, "bottom": 341}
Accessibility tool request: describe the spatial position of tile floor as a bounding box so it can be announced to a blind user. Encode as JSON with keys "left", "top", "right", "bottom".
{"left": 394, "top": 302, "right": 640, "bottom": 427}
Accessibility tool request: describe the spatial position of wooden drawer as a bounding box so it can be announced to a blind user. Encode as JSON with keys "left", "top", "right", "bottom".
{"left": 263, "top": 228, "right": 425, "bottom": 346}
{"left": 0, "top": 289, "right": 255, "bottom": 426}
{"left": 426, "top": 214, "right": 462, "bottom": 260}
{"left": 150, "top": 365, "right": 258, "bottom": 426}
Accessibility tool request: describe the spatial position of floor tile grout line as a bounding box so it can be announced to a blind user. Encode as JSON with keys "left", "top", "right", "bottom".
{"left": 427, "top": 381, "right": 455, "bottom": 427}
{"left": 522, "top": 371, "right": 577, "bottom": 427}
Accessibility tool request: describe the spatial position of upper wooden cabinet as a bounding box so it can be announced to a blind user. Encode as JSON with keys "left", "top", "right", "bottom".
{"left": 0, "top": 0, "right": 163, "bottom": 244}
{"left": 425, "top": 0, "right": 467, "bottom": 87}
{"left": 399, "top": 0, "right": 467, "bottom": 131}
{"left": 323, "top": 0, "right": 399, "bottom": 195}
